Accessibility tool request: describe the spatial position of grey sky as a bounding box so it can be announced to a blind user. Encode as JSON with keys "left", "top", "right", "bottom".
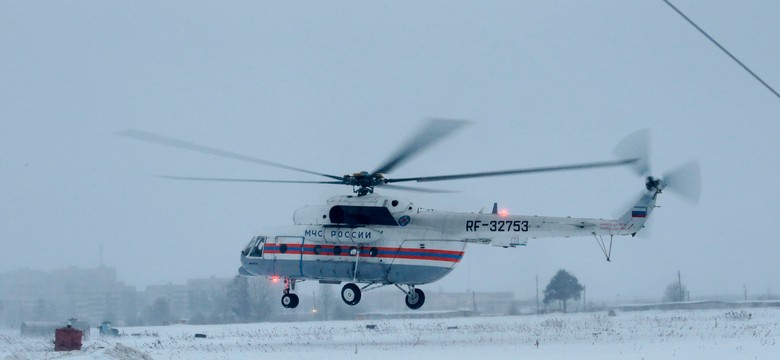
{"left": 2, "top": 1, "right": 779, "bottom": 302}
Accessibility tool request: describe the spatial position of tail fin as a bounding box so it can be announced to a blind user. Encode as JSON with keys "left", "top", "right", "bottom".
{"left": 618, "top": 191, "right": 657, "bottom": 236}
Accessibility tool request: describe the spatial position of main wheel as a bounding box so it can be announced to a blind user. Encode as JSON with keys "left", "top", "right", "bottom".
{"left": 281, "top": 293, "right": 299, "bottom": 309}
{"left": 405, "top": 288, "right": 425, "bottom": 310}
{"left": 341, "top": 283, "right": 362, "bottom": 306}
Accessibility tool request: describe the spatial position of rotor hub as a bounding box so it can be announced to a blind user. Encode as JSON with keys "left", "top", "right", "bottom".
{"left": 343, "top": 171, "right": 387, "bottom": 195}
{"left": 645, "top": 176, "right": 666, "bottom": 193}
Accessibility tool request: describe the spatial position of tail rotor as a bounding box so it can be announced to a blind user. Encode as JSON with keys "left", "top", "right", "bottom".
{"left": 615, "top": 129, "right": 701, "bottom": 204}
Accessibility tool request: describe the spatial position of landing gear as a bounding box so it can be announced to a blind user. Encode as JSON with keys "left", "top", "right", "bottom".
{"left": 395, "top": 284, "right": 426, "bottom": 310}
{"left": 405, "top": 288, "right": 425, "bottom": 310}
{"left": 333, "top": 282, "right": 425, "bottom": 309}
{"left": 281, "top": 278, "right": 299, "bottom": 309}
{"left": 593, "top": 233, "right": 614, "bottom": 262}
{"left": 281, "top": 293, "right": 299, "bottom": 308}
{"left": 341, "top": 283, "right": 362, "bottom": 306}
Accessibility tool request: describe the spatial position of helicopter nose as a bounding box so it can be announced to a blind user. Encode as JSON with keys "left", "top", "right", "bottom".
{"left": 238, "top": 266, "right": 253, "bottom": 276}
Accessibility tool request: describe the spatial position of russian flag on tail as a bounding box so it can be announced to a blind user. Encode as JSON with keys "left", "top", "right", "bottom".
{"left": 632, "top": 206, "right": 647, "bottom": 218}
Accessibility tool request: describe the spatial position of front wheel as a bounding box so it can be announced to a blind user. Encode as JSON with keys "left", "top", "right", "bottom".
{"left": 405, "top": 288, "right": 425, "bottom": 310}
{"left": 341, "top": 283, "right": 361, "bottom": 306}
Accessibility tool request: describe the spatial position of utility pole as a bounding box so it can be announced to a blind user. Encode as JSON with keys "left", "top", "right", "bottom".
{"left": 743, "top": 284, "right": 747, "bottom": 301}
{"left": 678, "top": 270, "right": 683, "bottom": 302}
{"left": 583, "top": 285, "right": 587, "bottom": 312}
{"left": 535, "top": 274, "right": 539, "bottom": 314}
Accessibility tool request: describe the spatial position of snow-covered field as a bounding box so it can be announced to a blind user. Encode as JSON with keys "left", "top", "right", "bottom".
{"left": 2, "top": 308, "right": 777, "bottom": 360}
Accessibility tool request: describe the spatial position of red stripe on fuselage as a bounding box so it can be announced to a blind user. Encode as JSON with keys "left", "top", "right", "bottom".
{"left": 264, "top": 244, "right": 463, "bottom": 263}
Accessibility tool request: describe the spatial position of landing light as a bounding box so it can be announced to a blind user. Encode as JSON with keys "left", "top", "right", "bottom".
{"left": 499, "top": 209, "right": 509, "bottom": 217}
{"left": 271, "top": 276, "right": 280, "bottom": 283}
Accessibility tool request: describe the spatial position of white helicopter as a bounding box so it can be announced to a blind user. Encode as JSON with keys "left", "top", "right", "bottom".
{"left": 118, "top": 120, "right": 700, "bottom": 310}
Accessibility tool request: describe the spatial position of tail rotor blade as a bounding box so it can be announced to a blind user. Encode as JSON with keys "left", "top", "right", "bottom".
{"left": 663, "top": 160, "right": 702, "bottom": 204}
{"left": 614, "top": 128, "right": 651, "bottom": 177}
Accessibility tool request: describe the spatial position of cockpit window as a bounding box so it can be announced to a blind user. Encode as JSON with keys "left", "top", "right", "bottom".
{"left": 242, "top": 238, "right": 254, "bottom": 256}
{"left": 242, "top": 236, "right": 266, "bottom": 258}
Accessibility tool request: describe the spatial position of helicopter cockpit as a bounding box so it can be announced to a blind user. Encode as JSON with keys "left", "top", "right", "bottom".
{"left": 241, "top": 236, "right": 266, "bottom": 258}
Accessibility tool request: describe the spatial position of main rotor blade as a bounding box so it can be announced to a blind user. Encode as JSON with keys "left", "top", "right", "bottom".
{"left": 158, "top": 175, "right": 344, "bottom": 185}
{"left": 371, "top": 118, "right": 469, "bottom": 176}
{"left": 117, "top": 129, "right": 342, "bottom": 181}
{"left": 161, "top": 176, "right": 455, "bottom": 193}
{"left": 377, "top": 184, "right": 457, "bottom": 194}
{"left": 387, "top": 158, "right": 639, "bottom": 183}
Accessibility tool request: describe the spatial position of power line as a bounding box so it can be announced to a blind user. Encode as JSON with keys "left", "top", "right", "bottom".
{"left": 661, "top": 0, "right": 780, "bottom": 100}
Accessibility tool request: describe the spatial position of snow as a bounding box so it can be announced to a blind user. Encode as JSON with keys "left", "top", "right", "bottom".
{"left": 2, "top": 308, "right": 777, "bottom": 360}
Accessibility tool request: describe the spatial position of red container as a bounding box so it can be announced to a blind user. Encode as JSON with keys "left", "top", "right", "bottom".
{"left": 54, "top": 326, "right": 83, "bottom": 351}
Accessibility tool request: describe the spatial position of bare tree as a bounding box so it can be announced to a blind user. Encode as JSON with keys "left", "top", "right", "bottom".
{"left": 248, "top": 277, "right": 273, "bottom": 321}
{"left": 147, "top": 297, "right": 171, "bottom": 325}
{"left": 227, "top": 276, "right": 250, "bottom": 322}
{"left": 317, "top": 284, "right": 334, "bottom": 320}
{"left": 663, "top": 282, "right": 688, "bottom": 302}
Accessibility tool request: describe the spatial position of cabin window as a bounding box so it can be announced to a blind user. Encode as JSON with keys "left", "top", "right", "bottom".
{"left": 328, "top": 205, "right": 398, "bottom": 226}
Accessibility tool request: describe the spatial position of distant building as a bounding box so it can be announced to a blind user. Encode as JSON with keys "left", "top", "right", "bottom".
{"left": 139, "top": 276, "right": 236, "bottom": 322}
{"left": 613, "top": 300, "right": 780, "bottom": 312}
{"left": 0, "top": 267, "right": 137, "bottom": 327}
{"left": 20, "top": 319, "right": 90, "bottom": 338}
{"left": 351, "top": 289, "right": 517, "bottom": 317}
{"left": 20, "top": 321, "right": 61, "bottom": 337}
{"left": 0, "top": 267, "right": 531, "bottom": 327}
{"left": 143, "top": 283, "right": 189, "bottom": 320}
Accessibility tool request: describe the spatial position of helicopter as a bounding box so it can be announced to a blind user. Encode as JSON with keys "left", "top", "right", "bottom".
{"left": 118, "top": 119, "right": 700, "bottom": 310}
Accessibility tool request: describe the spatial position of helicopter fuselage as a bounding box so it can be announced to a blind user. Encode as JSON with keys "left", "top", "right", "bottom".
{"left": 240, "top": 194, "right": 469, "bottom": 286}
{"left": 239, "top": 192, "right": 655, "bottom": 288}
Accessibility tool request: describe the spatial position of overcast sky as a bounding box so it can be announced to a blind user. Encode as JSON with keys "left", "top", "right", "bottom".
{"left": 2, "top": 1, "right": 779, "bottom": 302}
